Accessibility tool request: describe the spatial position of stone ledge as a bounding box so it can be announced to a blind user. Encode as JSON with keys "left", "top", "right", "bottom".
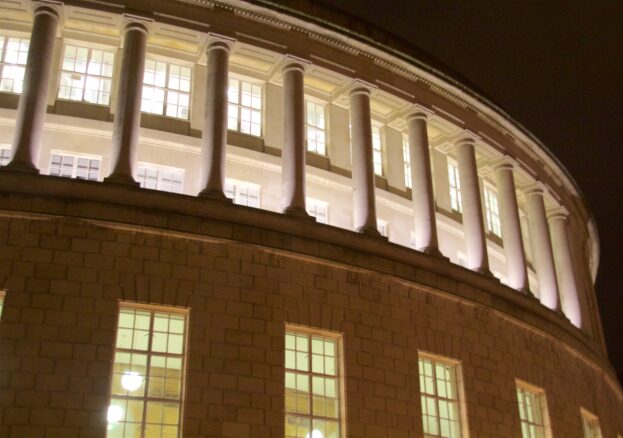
{"left": 0, "top": 171, "right": 614, "bottom": 381}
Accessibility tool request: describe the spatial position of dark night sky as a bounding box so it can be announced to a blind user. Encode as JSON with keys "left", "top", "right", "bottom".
{"left": 306, "top": 0, "right": 623, "bottom": 379}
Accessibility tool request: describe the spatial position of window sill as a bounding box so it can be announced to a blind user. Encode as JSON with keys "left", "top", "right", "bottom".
{"left": 52, "top": 99, "right": 111, "bottom": 121}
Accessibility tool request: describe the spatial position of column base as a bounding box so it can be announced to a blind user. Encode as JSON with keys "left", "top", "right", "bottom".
{"left": 283, "top": 206, "right": 313, "bottom": 220}
{"left": 104, "top": 173, "right": 140, "bottom": 187}
{"left": 417, "top": 245, "right": 446, "bottom": 259}
{"left": 198, "top": 188, "right": 232, "bottom": 203}
{"left": 472, "top": 266, "right": 494, "bottom": 277}
{"left": 1, "top": 160, "right": 39, "bottom": 175}
{"left": 356, "top": 225, "right": 383, "bottom": 238}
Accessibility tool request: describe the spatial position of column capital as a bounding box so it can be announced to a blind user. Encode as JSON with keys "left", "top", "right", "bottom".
{"left": 121, "top": 12, "right": 153, "bottom": 35}
{"left": 348, "top": 79, "right": 376, "bottom": 97}
{"left": 204, "top": 33, "right": 236, "bottom": 54}
{"left": 406, "top": 103, "right": 433, "bottom": 122}
{"left": 492, "top": 156, "right": 518, "bottom": 172}
{"left": 547, "top": 206, "right": 569, "bottom": 222}
{"left": 455, "top": 130, "right": 480, "bottom": 148}
{"left": 524, "top": 181, "right": 549, "bottom": 198}
{"left": 281, "top": 54, "right": 310, "bottom": 74}
{"left": 32, "top": 1, "right": 63, "bottom": 20}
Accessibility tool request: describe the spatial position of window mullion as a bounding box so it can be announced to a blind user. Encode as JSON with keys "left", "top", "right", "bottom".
{"left": 141, "top": 311, "right": 155, "bottom": 438}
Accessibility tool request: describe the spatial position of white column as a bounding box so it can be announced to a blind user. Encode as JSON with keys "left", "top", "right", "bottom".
{"left": 349, "top": 83, "right": 380, "bottom": 236}
{"left": 548, "top": 208, "right": 582, "bottom": 327}
{"left": 494, "top": 159, "right": 528, "bottom": 292}
{"left": 407, "top": 110, "right": 440, "bottom": 255}
{"left": 281, "top": 57, "right": 309, "bottom": 216}
{"left": 199, "top": 36, "right": 234, "bottom": 200}
{"left": 525, "top": 184, "right": 559, "bottom": 310}
{"left": 104, "top": 18, "right": 149, "bottom": 185}
{"left": 4, "top": 2, "right": 61, "bottom": 173}
{"left": 456, "top": 135, "right": 490, "bottom": 274}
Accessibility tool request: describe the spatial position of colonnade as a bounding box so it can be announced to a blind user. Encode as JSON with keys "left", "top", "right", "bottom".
{"left": 1, "top": 5, "right": 583, "bottom": 328}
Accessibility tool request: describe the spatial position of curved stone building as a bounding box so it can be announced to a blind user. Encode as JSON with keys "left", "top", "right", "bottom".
{"left": 0, "top": 0, "right": 621, "bottom": 437}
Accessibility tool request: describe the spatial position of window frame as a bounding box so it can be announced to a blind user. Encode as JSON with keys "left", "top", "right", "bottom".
{"left": 371, "top": 123, "right": 384, "bottom": 176}
{"left": 306, "top": 197, "right": 329, "bottom": 224}
{"left": 0, "top": 33, "right": 30, "bottom": 94}
{"left": 305, "top": 98, "right": 327, "bottom": 155}
{"left": 483, "top": 184, "right": 502, "bottom": 237}
{"left": 227, "top": 73, "right": 263, "bottom": 137}
{"left": 48, "top": 150, "right": 102, "bottom": 181}
{"left": 136, "top": 162, "right": 185, "bottom": 194}
{"left": 515, "top": 380, "right": 552, "bottom": 438}
{"left": 0, "top": 146, "right": 11, "bottom": 166}
{"left": 141, "top": 57, "right": 192, "bottom": 120}
{"left": 447, "top": 158, "right": 462, "bottom": 213}
{"left": 580, "top": 408, "right": 603, "bottom": 438}
{"left": 402, "top": 132, "right": 412, "bottom": 189}
{"left": 107, "top": 302, "right": 189, "bottom": 438}
{"left": 417, "top": 351, "right": 469, "bottom": 438}
{"left": 57, "top": 42, "right": 116, "bottom": 106}
{"left": 284, "top": 324, "right": 346, "bottom": 438}
{"left": 224, "top": 178, "right": 261, "bottom": 208}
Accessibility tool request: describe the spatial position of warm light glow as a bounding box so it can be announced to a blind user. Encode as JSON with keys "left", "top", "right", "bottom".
{"left": 121, "top": 371, "right": 143, "bottom": 392}
{"left": 107, "top": 405, "right": 123, "bottom": 423}
{"left": 306, "top": 430, "right": 323, "bottom": 438}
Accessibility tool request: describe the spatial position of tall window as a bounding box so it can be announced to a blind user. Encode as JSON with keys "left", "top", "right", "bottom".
{"left": 0, "top": 35, "right": 28, "bottom": 93}
{"left": 107, "top": 305, "right": 187, "bottom": 438}
{"left": 419, "top": 353, "right": 463, "bottom": 438}
{"left": 49, "top": 153, "right": 101, "bottom": 181}
{"left": 306, "top": 198, "right": 328, "bottom": 224}
{"left": 228, "top": 78, "right": 262, "bottom": 136}
{"left": 137, "top": 164, "right": 184, "bottom": 194}
{"left": 306, "top": 100, "right": 326, "bottom": 155}
{"left": 285, "top": 328, "right": 342, "bottom": 438}
{"left": 484, "top": 187, "right": 501, "bottom": 237}
{"left": 142, "top": 60, "right": 191, "bottom": 120}
{"left": 403, "top": 133, "right": 412, "bottom": 189}
{"left": 225, "top": 179, "right": 260, "bottom": 208}
{"left": 516, "top": 381, "right": 550, "bottom": 438}
{"left": 372, "top": 125, "right": 383, "bottom": 176}
{"left": 0, "top": 147, "right": 10, "bottom": 166}
{"left": 58, "top": 45, "right": 115, "bottom": 105}
{"left": 447, "top": 161, "right": 462, "bottom": 213}
{"left": 0, "top": 291, "right": 5, "bottom": 318}
{"left": 581, "top": 409, "right": 602, "bottom": 438}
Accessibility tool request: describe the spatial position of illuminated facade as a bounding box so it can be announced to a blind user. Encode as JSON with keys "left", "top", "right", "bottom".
{"left": 0, "top": 0, "right": 621, "bottom": 437}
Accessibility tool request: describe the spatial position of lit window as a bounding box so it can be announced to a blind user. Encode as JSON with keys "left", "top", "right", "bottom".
{"left": 306, "top": 198, "right": 328, "bottom": 224}
{"left": 225, "top": 179, "right": 260, "bottom": 208}
{"left": 49, "top": 153, "right": 101, "bottom": 181}
{"left": 58, "top": 45, "right": 115, "bottom": 105}
{"left": 137, "top": 164, "right": 184, "bottom": 194}
{"left": 285, "top": 328, "right": 342, "bottom": 438}
{"left": 0, "top": 147, "right": 11, "bottom": 166}
{"left": 142, "top": 60, "right": 191, "bottom": 120}
{"left": 484, "top": 187, "right": 501, "bottom": 237}
{"left": 0, "top": 291, "right": 5, "bottom": 318}
{"left": 581, "top": 409, "right": 602, "bottom": 438}
{"left": 107, "top": 305, "right": 187, "bottom": 438}
{"left": 377, "top": 219, "right": 388, "bottom": 238}
{"left": 228, "top": 78, "right": 262, "bottom": 136}
{"left": 306, "top": 100, "right": 326, "bottom": 155}
{"left": 0, "top": 35, "right": 29, "bottom": 93}
{"left": 418, "top": 353, "right": 464, "bottom": 438}
{"left": 447, "top": 161, "right": 462, "bottom": 213}
{"left": 516, "top": 382, "right": 550, "bottom": 438}
{"left": 372, "top": 125, "right": 383, "bottom": 176}
{"left": 403, "top": 133, "right": 412, "bottom": 189}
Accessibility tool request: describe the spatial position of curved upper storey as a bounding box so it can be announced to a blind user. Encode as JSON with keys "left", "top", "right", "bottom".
{"left": 0, "top": 0, "right": 606, "bottom": 355}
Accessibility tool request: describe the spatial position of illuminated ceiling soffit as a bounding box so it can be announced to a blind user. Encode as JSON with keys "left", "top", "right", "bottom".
{"left": 230, "top": 43, "right": 282, "bottom": 79}
{"left": 64, "top": 7, "right": 119, "bottom": 39}
{"left": 148, "top": 23, "right": 202, "bottom": 62}
{"left": 0, "top": 0, "right": 30, "bottom": 28}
